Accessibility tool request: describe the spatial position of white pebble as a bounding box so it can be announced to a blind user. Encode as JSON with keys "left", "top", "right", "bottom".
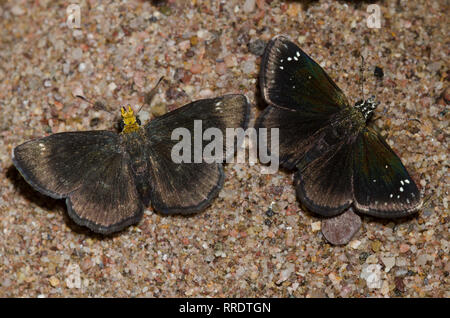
{"left": 243, "top": 0, "right": 256, "bottom": 13}
{"left": 361, "top": 264, "right": 382, "bottom": 289}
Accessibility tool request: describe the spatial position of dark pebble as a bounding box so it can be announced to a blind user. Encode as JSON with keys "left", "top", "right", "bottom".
{"left": 394, "top": 277, "right": 405, "bottom": 292}
{"left": 359, "top": 252, "right": 369, "bottom": 263}
{"left": 374, "top": 66, "right": 384, "bottom": 79}
{"left": 90, "top": 117, "right": 100, "bottom": 127}
{"left": 185, "top": 50, "right": 195, "bottom": 58}
{"left": 265, "top": 207, "right": 274, "bottom": 217}
{"left": 173, "top": 68, "right": 187, "bottom": 82}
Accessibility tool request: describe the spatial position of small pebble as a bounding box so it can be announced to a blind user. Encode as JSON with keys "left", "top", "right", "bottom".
{"left": 248, "top": 39, "right": 266, "bottom": 56}
{"left": 108, "top": 82, "right": 117, "bottom": 92}
{"left": 416, "top": 254, "right": 428, "bottom": 266}
{"left": 371, "top": 240, "right": 382, "bottom": 252}
{"left": 224, "top": 55, "right": 237, "bottom": 68}
{"left": 190, "top": 63, "right": 203, "bottom": 74}
{"left": 311, "top": 221, "right": 321, "bottom": 232}
{"left": 78, "top": 63, "right": 86, "bottom": 72}
{"left": 243, "top": 0, "right": 256, "bottom": 13}
{"left": 11, "top": 5, "right": 25, "bottom": 16}
{"left": 276, "top": 263, "right": 295, "bottom": 284}
{"left": 381, "top": 256, "right": 396, "bottom": 272}
{"left": 350, "top": 240, "right": 362, "bottom": 249}
{"left": 49, "top": 276, "right": 60, "bottom": 287}
{"left": 242, "top": 59, "right": 255, "bottom": 74}
{"left": 72, "top": 47, "right": 83, "bottom": 60}
{"left": 215, "top": 62, "right": 227, "bottom": 75}
{"left": 399, "top": 244, "right": 410, "bottom": 253}
{"left": 360, "top": 264, "right": 382, "bottom": 289}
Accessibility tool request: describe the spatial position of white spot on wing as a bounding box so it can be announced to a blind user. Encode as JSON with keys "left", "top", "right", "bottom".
{"left": 279, "top": 66, "right": 284, "bottom": 70}
{"left": 400, "top": 187, "right": 404, "bottom": 192}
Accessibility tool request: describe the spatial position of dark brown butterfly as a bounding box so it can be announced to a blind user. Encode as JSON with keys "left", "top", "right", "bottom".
{"left": 13, "top": 94, "right": 250, "bottom": 234}
{"left": 256, "top": 35, "right": 422, "bottom": 218}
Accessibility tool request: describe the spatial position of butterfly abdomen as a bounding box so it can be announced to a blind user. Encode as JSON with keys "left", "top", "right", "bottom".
{"left": 120, "top": 130, "right": 152, "bottom": 206}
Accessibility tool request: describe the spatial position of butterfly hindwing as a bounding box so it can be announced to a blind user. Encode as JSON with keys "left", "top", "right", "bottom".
{"left": 260, "top": 35, "right": 349, "bottom": 113}
{"left": 144, "top": 94, "right": 250, "bottom": 214}
{"left": 13, "top": 131, "right": 143, "bottom": 234}
{"left": 352, "top": 128, "right": 422, "bottom": 217}
{"left": 294, "top": 133, "right": 354, "bottom": 217}
{"left": 66, "top": 151, "right": 143, "bottom": 234}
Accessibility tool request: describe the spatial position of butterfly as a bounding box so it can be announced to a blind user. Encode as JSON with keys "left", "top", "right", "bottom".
{"left": 13, "top": 94, "right": 250, "bottom": 234}
{"left": 256, "top": 35, "right": 422, "bottom": 218}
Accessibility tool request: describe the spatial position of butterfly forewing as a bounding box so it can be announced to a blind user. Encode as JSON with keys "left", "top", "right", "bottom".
{"left": 260, "top": 35, "right": 350, "bottom": 113}
{"left": 12, "top": 131, "right": 120, "bottom": 198}
{"left": 256, "top": 105, "right": 338, "bottom": 170}
{"left": 13, "top": 131, "right": 143, "bottom": 234}
{"left": 144, "top": 94, "right": 249, "bottom": 214}
{"left": 353, "top": 128, "right": 422, "bottom": 217}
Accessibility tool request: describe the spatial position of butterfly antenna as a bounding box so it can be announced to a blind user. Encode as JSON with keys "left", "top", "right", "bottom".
{"left": 76, "top": 95, "right": 113, "bottom": 114}
{"left": 139, "top": 76, "right": 164, "bottom": 114}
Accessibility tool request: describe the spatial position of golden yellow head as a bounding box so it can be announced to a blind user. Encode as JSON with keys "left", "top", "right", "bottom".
{"left": 120, "top": 105, "right": 140, "bottom": 133}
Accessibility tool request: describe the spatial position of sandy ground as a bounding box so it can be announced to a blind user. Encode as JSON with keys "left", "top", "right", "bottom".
{"left": 0, "top": 0, "right": 448, "bottom": 297}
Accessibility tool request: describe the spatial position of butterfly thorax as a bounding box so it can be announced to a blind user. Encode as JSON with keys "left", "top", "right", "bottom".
{"left": 120, "top": 106, "right": 140, "bottom": 134}
{"left": 329, "top": 107, "right": 366, "bottom": 142}
{"left": 354, "top": 96, "right": 379, "bottom": 121}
